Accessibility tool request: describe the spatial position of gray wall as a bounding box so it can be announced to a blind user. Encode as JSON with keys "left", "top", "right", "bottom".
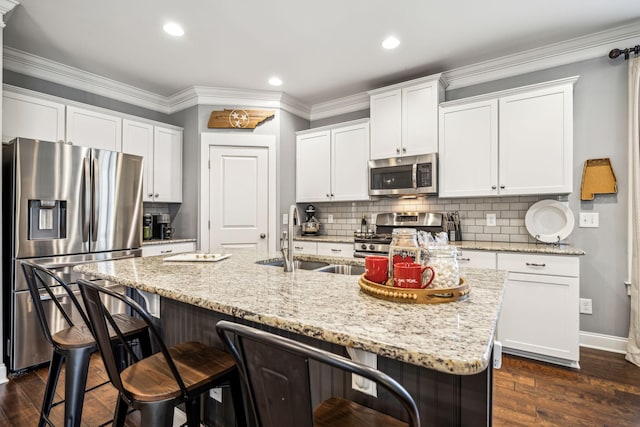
{"left": 311, "top": 109, "right": 370, "bottom": 128}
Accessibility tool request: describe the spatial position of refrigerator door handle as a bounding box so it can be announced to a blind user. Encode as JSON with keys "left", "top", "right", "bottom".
{"left": 92, "top": 158, "right": 99, "bottom": 242}
{"left": 82, "top": 157, "right": 90, "bottom": 243}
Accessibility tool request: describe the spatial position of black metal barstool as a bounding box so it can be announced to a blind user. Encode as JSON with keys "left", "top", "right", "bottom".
{"left": 77, "top": 279, "right": 246, "bottom": 427}
{"left": 216, "top": 320, "right": 421, "bottom": 427}
{"left": 21, "top": 261, "right": 151, "bottom": 427}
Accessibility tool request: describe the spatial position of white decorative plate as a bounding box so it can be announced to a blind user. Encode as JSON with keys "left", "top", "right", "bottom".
{"left": 525, "top": 200, "right": 575, "bottom": 243}
{"left": 163, "top": 253, "right": 232, "bottom": 262}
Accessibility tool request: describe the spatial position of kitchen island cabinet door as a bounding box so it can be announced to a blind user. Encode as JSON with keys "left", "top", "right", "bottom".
{"left": 296, "top": 130, "right": 332, "bottom": 202}
{"left": 331, "top": 122, "right": 369, "bottom": 202}
{"left": 498, "top": 83, "right": 573, "bottom": 195}
{"left": 122, "top": 119, "right": 155, "bottom": 202}
{"left": 65, "top": 106, "right": 122, "bottom": 151}
{"left": 439, "top": 99, "right": 498, "bottom": 198}
{"left": 153, "top": 126, "right": 183, "bottom": 203}
{"left": 3, "top": 90, "right": 65, "bottom": 143}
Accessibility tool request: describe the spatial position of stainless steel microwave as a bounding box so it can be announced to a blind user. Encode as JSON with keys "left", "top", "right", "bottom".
{"left": 369, "top": 153, "right": 438, "bottom": 196}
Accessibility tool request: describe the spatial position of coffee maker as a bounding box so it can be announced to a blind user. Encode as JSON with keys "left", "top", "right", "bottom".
{"left": 152, "top": 213, "right": 174, "bottom": 240}
{"left": 301, "top": 204, "right": 320, "bottom": 235}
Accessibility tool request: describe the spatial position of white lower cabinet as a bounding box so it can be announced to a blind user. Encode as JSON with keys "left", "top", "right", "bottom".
{"left": 496, "top": 253, "right": 580, "bottom": 367}
{"left": 293, "top": 240, "right": 354, "bottom": 258}
{"left": 456, "top": 249, "right": 496, "bottom": 269}
{"left": 141, "top": 241, "right": 196, "bottom": 257}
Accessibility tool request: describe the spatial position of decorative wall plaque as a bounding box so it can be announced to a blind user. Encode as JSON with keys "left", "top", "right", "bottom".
{"left": 207, "top": 109, "right": 275, "bottom": 129}
{"left": 580, "top": 158, "right": 617, "bottom": 200}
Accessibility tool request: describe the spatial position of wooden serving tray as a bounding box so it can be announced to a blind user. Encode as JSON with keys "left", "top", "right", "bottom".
{"left": 358, "top": 274, "right": 469, "bottom": 304}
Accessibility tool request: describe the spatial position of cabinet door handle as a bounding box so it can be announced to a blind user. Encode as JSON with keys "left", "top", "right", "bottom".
{"left": 525, "top": 262, "right": 546, "bottom": 267}
{"left": 500, "top": 185, "right": 505, "bottom": 189}
{"left": 458, "top": 257, "right": 471, "bottom": 261}
{"left": 260, "top": 233, "right": 266, "bottom": 239}
{"left": 396, "top": 148, "right": 401, "bottom": 154}
{"left": 160, "top": 249, "right": 173, "bottom": 254}
{"left": 148, "top": 193, "right": 153, "bottom": 198}
{"left": 402, "top": 147, "right": 406, "bottom": 153}
{"left": 491, "top": 185, "right": 497, "bottom": 190}
{"left": 331, "top": 248, "right": 342, "bottom": 253}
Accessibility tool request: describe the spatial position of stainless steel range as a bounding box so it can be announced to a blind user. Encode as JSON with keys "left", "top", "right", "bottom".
{"left": 353, "top": 212, "right": 445, "bottom": 258}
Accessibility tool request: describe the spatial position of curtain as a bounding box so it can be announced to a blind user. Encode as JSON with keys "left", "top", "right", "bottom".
{"left": 626, "top": 56, "right": 640, "bottom": 366}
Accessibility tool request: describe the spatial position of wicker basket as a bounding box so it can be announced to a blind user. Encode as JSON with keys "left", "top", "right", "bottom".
{"left": 358, "top": 274, "right": 469, "bottom": 304}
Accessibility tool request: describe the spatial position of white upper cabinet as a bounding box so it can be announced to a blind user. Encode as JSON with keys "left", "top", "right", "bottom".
{"left": 153, "top": 126, "right": 183, "bottom": 203}
{"left": 122, "top": 119, "right": 155, "bottom": 202}
{"left": 439, "top": 77, "right": 577, "bottom": 198}
{"left": 369, "top": 75, "right": 444, "bottom": 160}
{"left": 66, "top": 105, "right": 122, "bottom": 151}
{"left": 296, "top": 119, "right": 369, "bottom": 203}
{"left": 2, "top": 90, "right": 65, "bottom": 143}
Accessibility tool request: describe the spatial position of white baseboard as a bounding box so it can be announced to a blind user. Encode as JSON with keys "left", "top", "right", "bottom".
{"left": 579, "top": 331, "right": 628, "bottom": 354}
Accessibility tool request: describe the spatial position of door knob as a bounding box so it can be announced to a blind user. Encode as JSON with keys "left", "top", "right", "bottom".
{"left": 260, "top": 233, "right": 266, "bottom": 239}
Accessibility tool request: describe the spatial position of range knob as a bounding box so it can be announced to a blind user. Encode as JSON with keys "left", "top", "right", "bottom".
{"left": 369, "top": 244, "right": 376, "bottom": 250}
{"left": 361, "top": 244, "right": 368, "bottom": 250}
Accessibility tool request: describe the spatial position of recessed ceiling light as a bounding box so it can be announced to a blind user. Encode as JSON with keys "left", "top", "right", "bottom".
{"left": 163, "top": 22, "right": 184, "bottom": 37}
{"left": 382, "top": 36, "right": 400, "bottom": 50}
{"left": 268, "top": 77, "right": 283, "bottom": 86}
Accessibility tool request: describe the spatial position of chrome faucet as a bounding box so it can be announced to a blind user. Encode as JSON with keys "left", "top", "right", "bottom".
{"left": 281, "top": 204, "right": 300, "bottom": 272}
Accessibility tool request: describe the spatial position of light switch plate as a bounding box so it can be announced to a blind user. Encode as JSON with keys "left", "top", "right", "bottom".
{"left": 327, "top": 214, "right": 334, "bottom": 223}
{"left": 579, "top": 212, "right": 599, "bottom": 228}
{"left": 282, "top": 214, "right": 288, "bottom": 225}
{"left": 486, "top": 213, "right": 497, "bottom": 227}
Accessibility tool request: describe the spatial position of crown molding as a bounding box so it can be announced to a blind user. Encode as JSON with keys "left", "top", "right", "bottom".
{"left": 3, "top": 47, "right": 173, "bottom": 113}
{"left": 3, "top": 20, "right": 639, "bottom": 120}
{"left": 0, "top": 0, "right": 18, "bottom": 15}
{"left": 309, "top": 92, "right": 370, "bottom": 121}
{"left": 443, "top": 20, "right": 640, "bottom": 90}
{"left": 167, "top": 85, "right": 310, "bottom": 118}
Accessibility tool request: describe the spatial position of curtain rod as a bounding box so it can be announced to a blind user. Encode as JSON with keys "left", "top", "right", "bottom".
{"left": 609, "top": 45, "right": 640, "bottom": 60}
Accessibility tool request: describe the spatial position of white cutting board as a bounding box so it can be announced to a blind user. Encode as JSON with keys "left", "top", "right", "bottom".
{"left": 163, "top": 253, "right": 232, "bottom": 262}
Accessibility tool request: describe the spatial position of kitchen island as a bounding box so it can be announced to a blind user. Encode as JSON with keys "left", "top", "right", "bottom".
{"left": 76, "top": 249, "right": 507, "bottom": 426}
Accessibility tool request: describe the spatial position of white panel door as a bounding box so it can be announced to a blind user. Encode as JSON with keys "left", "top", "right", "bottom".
{"left": 439, "top": 99, "right": 498, "bottom": 197}
{"left": 402, "top": 82, "right": 438, "bottom": 155}
{"left": 3, "top": 91, "right": 65, "bottom": 143}
{"left": 153, "top": 126, "right": 183, "bottom": 203}
{"left": 122, "top": 119, "right": 155, "bottom": 202}
{"left": 369, "top": 89, "right": 402, "bottom": 159}
{"left": 209, "top": 145, "right": 269, "bottom": 252}
{"left": 65, "top": 106, "right": 122, "bottom": 151}
{"left": 331, "top": 122, "right": 369, "bottom": 201}
{"left": 499, "top": 84, "right": 573, "bottom": 195}
{"left": 296, "top": 131, "right": 331, "bottom": 202}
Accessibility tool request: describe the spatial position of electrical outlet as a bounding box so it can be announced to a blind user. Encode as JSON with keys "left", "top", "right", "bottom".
{"left": 346, "top": 348, "right": 377, "bottom": 397}
{"left": 579, "top": 298, "right": 593, "bottom": 314}
{"left": 486, "top": 213, "right": 497, "bottom": 227}
{"left": 327, "top": 214, "right": 334, "bottom": 223}
{"left": 209, "top": 387, "right": 222, "bottom": 403}
{"left": 282, "top": 214, "right": 288, "bottom": 225}
{"left": 579, "top": 212, "right": 599, "bottom": 228}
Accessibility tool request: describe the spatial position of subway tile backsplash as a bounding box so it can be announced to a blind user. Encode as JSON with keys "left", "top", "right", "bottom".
{"left": 303, "top": 195, "right": 567, "bottom": 243}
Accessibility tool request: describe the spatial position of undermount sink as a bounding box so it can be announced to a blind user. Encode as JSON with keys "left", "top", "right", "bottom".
{"left": 256, "top": 259, "right": 364, "bottom": 275}
{"left": 315, "top": 264, "right": 365, "bottom": 276}
{"left": 256, "top": 259, "right": 330, "bottom": 270}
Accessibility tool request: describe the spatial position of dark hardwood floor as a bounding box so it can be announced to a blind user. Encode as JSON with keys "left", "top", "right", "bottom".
{"left": 0, "top": 347, "right": 638, "bottom": 426}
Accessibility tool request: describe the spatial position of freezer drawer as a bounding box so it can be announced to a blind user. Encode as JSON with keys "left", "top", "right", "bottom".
{"left": 10, "top": 282, "right": 130, "bottom": 372}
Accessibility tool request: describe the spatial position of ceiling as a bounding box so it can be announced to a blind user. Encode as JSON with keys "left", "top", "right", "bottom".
{"left": 3, "top": 0, "right": 640, "bottom": 107}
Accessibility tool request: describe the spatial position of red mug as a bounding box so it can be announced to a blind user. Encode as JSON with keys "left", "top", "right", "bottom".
{"left": 365, "top": 255, "right": 389, "bottom": 284}
{"left": 393, "top": 262, "right": 435, "bottom": 289}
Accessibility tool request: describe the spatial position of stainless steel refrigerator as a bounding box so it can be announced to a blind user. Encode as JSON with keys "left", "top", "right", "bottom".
{"left": 2, "top": 138, "right": 144, "bottom": 372}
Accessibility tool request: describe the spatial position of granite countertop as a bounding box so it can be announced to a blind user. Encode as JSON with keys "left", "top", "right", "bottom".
{"left": 295, "top": 235, "right": 584, "bottom": 256}
{"left": 75, "top": 249, "right": 506, "bottom": 375}
{"left": 142, "top": 238, "right": 197, "bottom": 246}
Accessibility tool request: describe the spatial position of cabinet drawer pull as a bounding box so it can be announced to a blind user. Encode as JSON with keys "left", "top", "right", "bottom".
{"left": 525, "top": 262, "right": 546, "bottom": 267}
{"left": 458, "top": 257, "right": 471, "bottom": 261}
{"left": 331, "top": 248, "right": 342, "bottom": 253}
{"left": 294, "top": 246, "right": 304, "bottom": 250}
{"left": 160, "top": 249, "right": 173, "bottom": 254}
